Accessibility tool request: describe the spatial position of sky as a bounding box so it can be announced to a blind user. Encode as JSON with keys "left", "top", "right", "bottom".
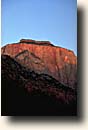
{"left": 2, "top": 0, "right": 77, "bottom": 55}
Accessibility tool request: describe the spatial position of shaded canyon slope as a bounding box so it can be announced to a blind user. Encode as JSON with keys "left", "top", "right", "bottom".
{"left": 1, "top": 55, "right": 77, "bottom": 116}
{"left": 1, "top": 39, "right": 77, "bottom": 89}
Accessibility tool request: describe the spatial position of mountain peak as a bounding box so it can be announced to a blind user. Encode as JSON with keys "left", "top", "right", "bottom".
{"left": 1, "top": 39, "right": 77, "bottom": 88}
{"left": 19, "top": 39, "right": 54, "bottom": 46}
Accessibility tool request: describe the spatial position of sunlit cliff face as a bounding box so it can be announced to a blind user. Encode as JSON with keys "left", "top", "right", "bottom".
{"left": 1, "top": 39, "right": 77, "bottom": 88}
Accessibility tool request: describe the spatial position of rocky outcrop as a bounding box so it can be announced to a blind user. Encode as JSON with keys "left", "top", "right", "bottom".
{"left": 1, "top": 39, "right": 77, "bottom": 89}
{"left": 20, "top": 39, "right": 54, "bottom": 46}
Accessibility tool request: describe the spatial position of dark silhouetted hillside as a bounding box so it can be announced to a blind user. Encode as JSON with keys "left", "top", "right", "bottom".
{"left": 1, "top": 55, "right": 77, "bottom": 116}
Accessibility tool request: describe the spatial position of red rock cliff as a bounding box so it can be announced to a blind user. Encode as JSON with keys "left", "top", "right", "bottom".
{"left": 1, "top": 39, "right": 77, "bottom": 88}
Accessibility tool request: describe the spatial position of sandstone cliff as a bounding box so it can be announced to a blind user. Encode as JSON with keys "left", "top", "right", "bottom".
{"left": 1, "top": 39, "right": 77, "bottom": 89}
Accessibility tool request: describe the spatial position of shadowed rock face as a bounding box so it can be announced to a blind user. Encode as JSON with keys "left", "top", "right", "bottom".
{"left": 1, "top": 39, "right": 77, "bottom": 89}
{"left": 1, "top": 55, "right": 77, "bottom": 116}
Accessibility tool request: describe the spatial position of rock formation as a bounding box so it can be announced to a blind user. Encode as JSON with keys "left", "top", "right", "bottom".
{"left": 1, "top": 39, "right": 77, "bottom": 89}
